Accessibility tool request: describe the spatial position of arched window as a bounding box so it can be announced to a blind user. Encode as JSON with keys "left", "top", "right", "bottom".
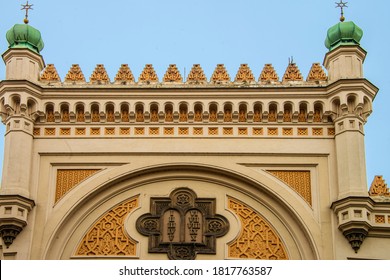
{"left": 313, "top": 103, "right": 323, "bottom": 123}
{"left": 298, "top": 103, "right": 307, "bottom": 122}
{"left": 61, "top": 104, "right": 70, "bottom": 122}
{"left": 209, "top": 104, "right": 218, "bottom": 122}
{"left": 46, "top": 104, "right": 55, "bottom": 122}
{"left": 283, "top": 103, "right": 292, "bottom": 122}
{"left": 106, "top": 104, "right": 115, "bottom": 122}
{"left": 76, "top": 104, "right": 85, "bottom": 122}
{"left": 239, "top": 104, "right": 247, "bottom": 122}
{"left": 253, "top": 103, "right": 262, "bottom": 122}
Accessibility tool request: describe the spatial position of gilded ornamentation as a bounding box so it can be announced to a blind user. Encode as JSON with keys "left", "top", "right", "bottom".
{"left": 65, "top": 64, "right": 86, "bottom": 83}
{"left": 224, "top": 109, "right": 232, "bottom": 122}
{"left": 55, "top": 169, "right": 100, "bottom": 202}
{"left": 235, "top": 64, "right": 255, "bottom": 83}
{"left": 313, "top": 109, "right": 322, "bottom": 122}
{"left": 369, "top": 176, "right": 389, "bottom": 196}
{"left": 259, "top": 64, "right": 279, "bottom": 82}
{"left": 282, "top": 63, "right": 303, "bottom": 82}
{"left": 267, "top": 170, "right": 312, "bottom": 204}
{"left": 40, "top": 64, "right": 61, "bottom": 82}
{"left": 211, "top": 64, "right": 230, "bottom": 83}
{"left": 186, "top": 64, "right": 207, "bottom": 84}
{"left": 138, "top": 64, "right": 159, "bottom": 83}
{"left": 228, "top": 197, "right": 288, "bottom": 259}
{"left": 306, "top": 63, "right": 327, "bottom": 81}
{"left": 163, "top": 64, "right": 183, "bottom": 83}
{"left": 76, "top": 196, "right": 139, "bottom": 256}
{"left": 136, "top": 188, "right": 229, "bottom": 260}
{"left": 90, "top": 64, "right": 110, "bottom": 84}
{"left": 283, "top": 110, "right": 291, "bottom": 122}
{"left": 114, "top": 64, "right": 135, "bottom": 83}
{"left": 298, "top": 109, "right": 307, "bottom": 122}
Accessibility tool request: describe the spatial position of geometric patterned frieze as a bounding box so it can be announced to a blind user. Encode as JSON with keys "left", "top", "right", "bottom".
{"left": 76, "top": 196, "right": 139, "bottom": 256}
{"left": 267, "top": 170, "right": 312, "bottom": 205}
{"left": 136, "top": 188, "right": 229, "bottom": 260}
{"left": 55, "top": 169, "right": 100, "bottom": 202}
{"left": 227, "top": 197, "right": 288, "bottom": 259}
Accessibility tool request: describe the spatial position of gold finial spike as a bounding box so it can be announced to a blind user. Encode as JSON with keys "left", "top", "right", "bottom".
{"left": 21, "top": 1, "right": 34, "bottom": 24}
{"left": 335, "top": 0, "right": 348, "bottom": 22}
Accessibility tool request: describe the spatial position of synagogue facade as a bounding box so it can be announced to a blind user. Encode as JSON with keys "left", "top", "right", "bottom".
{"left": 0, "top": 15, "right": 389, "bottom": 260}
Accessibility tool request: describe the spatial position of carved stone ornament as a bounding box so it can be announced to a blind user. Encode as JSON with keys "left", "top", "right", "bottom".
{"left": 114, "top": 64, "right": 135, "bottom": 84}
{"left": 210, "top": 64, "right": 230, "bottom": 83}
{"left": 0, "top": 224, "right": 23, "bottom": 248}
{"left": 163, "top": 64, "right": 183, "bottom": 83}
{"left": 282, "top": 63, "right": 303, "bottom": 82}
{"left": 344, "top": 228, "right": 368, "bottom": 253}
{"left": 136, "top": 188, "right": 229, "bottom": 260}
{"left": 138, "top": 64, "right": 159, "bottom": 83}
{"left": 90, "top": 64, "right": 110, "bottom": 84}
{"left": 65, "top": 64, "right": 86, "bottom": 83}
{"left": 234, "top": 64, "right": 255, "bottom": 83}
{"left": 369, "top": 175, "right": 389, "bottom": 197}
{"left": 259, "top": 64, "right": 279, "bottom": 83}
{"left": 186, "top": 64, "right": 207, "bottom": 84}
{"left": 40, "top": 64, "right": 61, "bottom": 82}
{"left": 306, "top": 63, "right": 327, "bottom": 81}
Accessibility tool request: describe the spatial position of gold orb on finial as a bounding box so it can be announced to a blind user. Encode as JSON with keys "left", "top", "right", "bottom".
{"left": 21, "top": 1, "right": 34, "bottom": 24}
{"left": 340, "top": 15, "right": 345, "bottom": 22}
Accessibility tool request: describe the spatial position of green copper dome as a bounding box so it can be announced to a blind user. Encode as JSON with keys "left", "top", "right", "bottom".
{"left": 325, "top": 21, "right": 363, "bottom": 51}
{"left": 6, "top": 24, "right": 44, "bottom": 53}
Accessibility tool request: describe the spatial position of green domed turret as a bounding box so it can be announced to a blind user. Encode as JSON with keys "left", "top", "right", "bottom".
{"left": 325, "top": 21, "right": 363, "bottom": 51}
{"left": 6, "top": 23, "right": 44, "bottom": 53}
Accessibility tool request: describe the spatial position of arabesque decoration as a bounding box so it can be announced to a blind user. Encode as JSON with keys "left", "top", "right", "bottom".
{"left": 90, "top": 64, "right": 110, "bottom": 84}
{"left": 40, "top": 64, "right": 60, "bottom": 82}
{"left": 76, "top": 196, "right": 139, "bottom": 256}
{"left": 163, "top": 64, "right": 183, "bottom": 82}
{"left": 55, "top": 169, "right": 100, "bottom": 202}
{"left": 186, "top": 64, "right": 207, "bottom": 84}
{"left": 306, "top": 63, "right": 327, "bottom": 81}
{"left": 65, "top": 64, "right": 86, "bottom": 83}
{"left": 259, "top": 64, "right": 279, "bottom": 82}
{"left": 282, "top": 63, "right": 303, "bottom": 82}
{"left": 369, "top": 175, "right": 389, "bottom": 197}
{"left": 211, "top": 64, "right": 230, "bottom": 83}
{"left": 114, "top": 64, "right": 135, "bottom": 83}
{"left": 138, "top": 64, "right": 158, "bottom": 83}
{"left": 228, "top": 197, "right": 288, "bottom": 259}
{"left": 234, "top": 64, "right": 255, "bottom": 83}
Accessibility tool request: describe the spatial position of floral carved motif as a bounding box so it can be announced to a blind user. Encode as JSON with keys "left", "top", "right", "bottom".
{"left": 65, "top": 64, "right": 86, "bottom": 83}
{"left": 283, "top": 63, "right": 303, "bottom": 82}
{"left": 163, "top": 64, "right": 183, "bottom": 83}
{"left": 40, "top": 64, "right": 61, "bottom": 82}
{"left": 139, "top": 64, "right": 159, "bottom": 83}
{"left": 235, "top": 64, "right": 255, "bottom": 83}
{"left": 76, "top": 196, "right": 139, "bottom": 256}
{"left": 211, "top": 64, "right": 230, "bottom": 83}
{"left": 369, "top": 176, "right": 389, "bottom": 196}
{"left": 259, "top": 64, "right": 279, "bottom": 82}
{"left": 306, "top": 63, "right": 327, "bottom": 81}
{"left": 114, "top": 64, "right": 135, "bottom": 83}
{"left": 267, "top": 170, "right": 312, "bottom": 205}
{"left": 186, "top": 64, "right": 207, "bottom": 84}
{"left": 55, "top": 169, "right": 100, "bottom": 202}
{"left": 90, "top": 64, "right": 110, "bottom": 84}
{"left": 228, "top": 197, "right": 288, "bottom": 259}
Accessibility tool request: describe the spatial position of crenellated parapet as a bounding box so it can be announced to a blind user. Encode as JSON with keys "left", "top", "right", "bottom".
{"left": 38, "top": 62, "right": 330, "bottom": 86}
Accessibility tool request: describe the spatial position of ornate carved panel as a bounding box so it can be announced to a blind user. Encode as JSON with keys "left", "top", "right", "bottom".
{"left": 267, "top": 170, "right": 312, "bottom": 205}
{"left": 136, "top": 188, "right": 229, "bottom": 260}
{"left": 228, "top": 197, "right": 288, "bottom": 259}
{"left": 76, "top": 196, "right": 139, "bottom": 256}
{"left": 55, "top": 169, "right": 100, "bottom": 202}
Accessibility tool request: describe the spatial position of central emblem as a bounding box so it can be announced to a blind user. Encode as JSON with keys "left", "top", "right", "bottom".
{"left": 136, "top": 188, "right": 229, "bottom": 260}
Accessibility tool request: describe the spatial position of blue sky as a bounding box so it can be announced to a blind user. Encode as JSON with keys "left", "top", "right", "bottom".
{"left": 0, "top": 0, "right": 389, "bottom": 186}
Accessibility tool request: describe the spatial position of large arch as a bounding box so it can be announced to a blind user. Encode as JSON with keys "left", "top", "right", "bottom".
{"left": 39, "top": 160, "right": 321, "bottom": 260}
